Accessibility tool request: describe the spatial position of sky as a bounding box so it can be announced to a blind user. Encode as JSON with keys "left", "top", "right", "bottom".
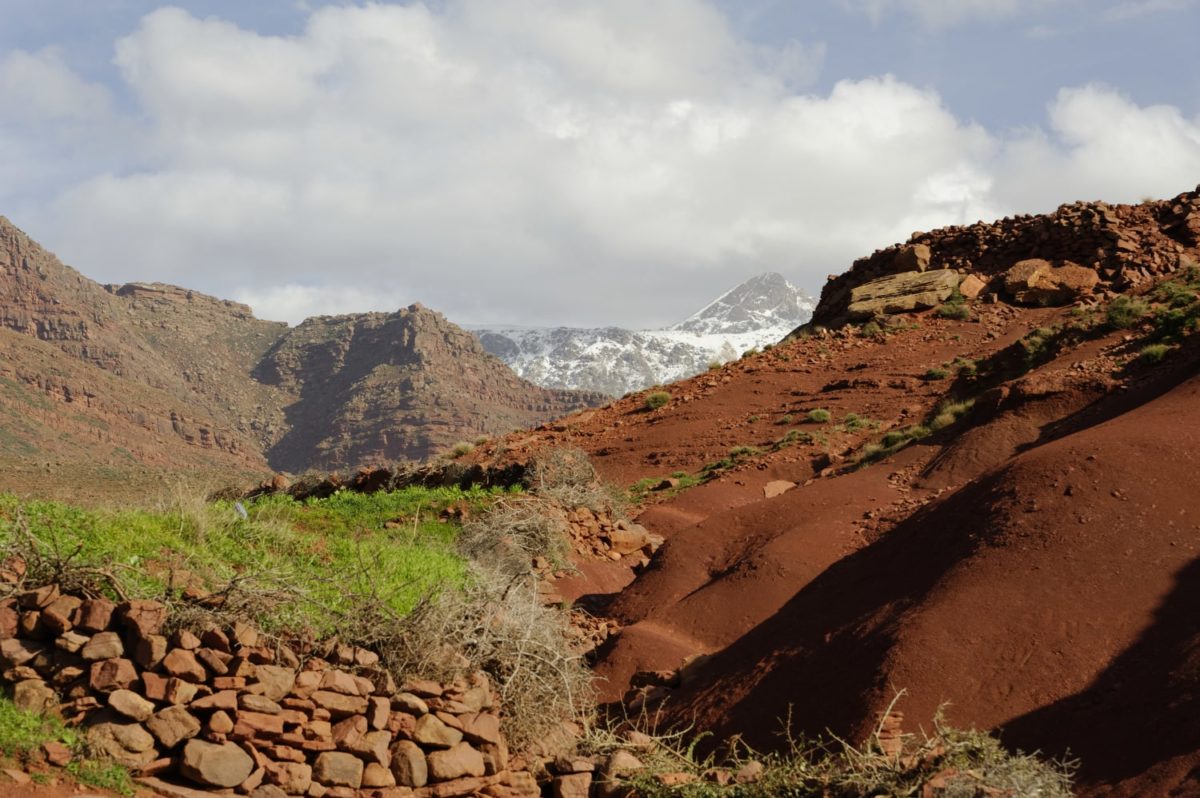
{"left": 1, "top": 1, "right": 1199, "bottom": 327}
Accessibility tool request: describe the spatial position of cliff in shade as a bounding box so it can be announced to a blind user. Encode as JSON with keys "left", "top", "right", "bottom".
{"left": 474, "top": 273, "right": 814, "bottom": 396}
{"left": 0, "top": 216, "right": 602, "bottom": 492}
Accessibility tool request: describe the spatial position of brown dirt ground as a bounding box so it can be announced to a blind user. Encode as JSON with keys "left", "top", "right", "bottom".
{"left": 471, "top": 301, "right": 1200, "bottom": 796}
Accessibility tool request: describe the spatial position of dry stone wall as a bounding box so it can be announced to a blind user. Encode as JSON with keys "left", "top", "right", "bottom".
{"left": 809, "top": 186, "right": 1200, "bottom": 328}
{"left": 0, "top": 585, "right": 540, "bottom": 798}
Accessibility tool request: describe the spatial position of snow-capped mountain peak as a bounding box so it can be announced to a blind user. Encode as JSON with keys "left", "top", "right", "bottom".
{"left": 671, "top": 272, "right": 810, "bottom": 335}
{"left": 473, "top": 273, "right": 815, "bottom": 396}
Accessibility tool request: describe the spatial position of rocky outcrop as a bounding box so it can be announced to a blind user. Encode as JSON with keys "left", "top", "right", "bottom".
{"left": 805, "top": 186, "right": 1200, "bottom": 328}
{"left": 1003, "top": 259, "right": 1100, "bottom": 306}
{"left": 846, "top": 270, "right": 961, "bottom": 320}
{"left": 0, "top": 587, "right": 540, "bottom": 798}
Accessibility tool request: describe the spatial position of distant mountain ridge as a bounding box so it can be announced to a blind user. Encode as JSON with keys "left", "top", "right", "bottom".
{"left": 474, "top": 273, "right": 814, "bottom": 396}
{"left": 0, "top": 216, "right": 601, "bottom": 486}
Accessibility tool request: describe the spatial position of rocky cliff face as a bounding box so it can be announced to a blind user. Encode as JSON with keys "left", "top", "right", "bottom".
{"left": 0, "top": 217, "right": 601, "bottom": 484}
{"left": 0, "top": 218, "right": 271, "bottom": 473}
{"left": 257, "top": 305, "right": 604, "bottom": 472}
{"left": 475, "top": 273, "right": 814, "bottom": 396}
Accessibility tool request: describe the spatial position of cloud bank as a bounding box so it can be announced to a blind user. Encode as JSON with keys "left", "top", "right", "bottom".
{"left": 2, "top": 1, "right": 1198, "bottom": 326}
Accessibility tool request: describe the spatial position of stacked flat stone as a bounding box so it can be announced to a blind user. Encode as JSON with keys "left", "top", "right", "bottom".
{"left": 0, "top": 585, "right": 539, "bottom": 798}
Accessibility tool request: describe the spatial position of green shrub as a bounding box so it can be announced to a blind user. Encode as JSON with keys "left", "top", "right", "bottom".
{"left": 449, "top": 441, "right": 474, "bottom": 458}
{"left": 707, "top": 360, "right": 722, "bottom": 371}
{"left": 742, "top": 347, "right": 760, "bottom": 358}
{"left": 1138, "top": 343, "right": 1171, "bottom": 364}
{"left": 729, "top": 445, "right": 759, "bottom": 459}
{"left": 929, "top": 412, "right": 957, "bottom": 431}
{"left": 1105, "top": 296, "right": 1150, "bottom": 329}
{"left": 862, "top": 425, "right": 931, "bottom": 465}
{"left": 644, "top": 391, "right": 671, "bottom": 410}
{"left": 842, "top": 413, "right": 873, "bottom": 431}
{"left": 860, "top": 321, "right": 883, "bottom": 337}
{"left": 775, "top": 414, "right": 794, "bottom": 426}
{"left": 924, "top": 367, "right": 949, "bottom": 380}
{"left": 806, "top": 408, "right": 832, "bottom": 424}
{"left": 1154, "top": 280, "right": 1199, "bottom": 308}
{"left": 772, "top": 429, "right": 813, "bottom": 451}
{"left": 935, "top": 300, "right": 971, "bottom": 320}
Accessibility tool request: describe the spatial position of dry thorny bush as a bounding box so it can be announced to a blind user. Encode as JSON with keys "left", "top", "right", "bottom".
{"left": 359, "top": 564, "right": 594, "bottom": 752}
{"left": 579, "top": 703, "right": 1075, "bottom": 798}
{"left": 524, "top": 446, "right": 625, "bottom": 517}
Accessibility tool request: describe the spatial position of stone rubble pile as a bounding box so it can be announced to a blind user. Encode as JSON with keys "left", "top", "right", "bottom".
{"left": 0, "top": 585, "right": 542, "bottom": 798}
{"left": 562, "top": 507, "right": 663, "bottom": 566}
{"left": 810, "top": 186, "right": 1200, "bottom": 328}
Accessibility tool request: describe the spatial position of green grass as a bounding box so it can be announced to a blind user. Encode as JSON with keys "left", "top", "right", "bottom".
{"left": 0, "top": 485, "right": 513, "bottom": 636}
{"left": 806, "top": 408, "right": 831, "bottom": 424}
{"left": 0, "top": 695, "right": 134, "bottom": 795}
{"left": 628, "top": 473, "right": 703, "bottom": 503}
{"left": 700, "top": 446, "right": 761, "bottom": 475}
{"left": 1105, "top": 296, "right": 1150, "bottom": 329}
{"left": 841, "top": 413, "right": 875, "bottom": 432}
{"left": 1138, "top": 343, "right": 1172, "bottom": 364}
{"left": 644, "top": 391, "right": 671, "bottom": 411}
{"left": 934, "top": 291, "right": 971, "bottom": 320}
{"left": 859, "top": 424, "right": 932, "bottom": 465}
{"left": 923, "top": 367, "right": 949, "bottom": 380}
{"left": 771, "top": 428, "right": 813, "bottom": 451}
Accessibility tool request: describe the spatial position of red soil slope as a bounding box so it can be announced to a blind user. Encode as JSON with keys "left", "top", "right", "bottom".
{"left": 664, "top": 347, "right": 1200, "bottom": 793}
{"left": 467, "top": 188, "right": 1200, "bottom": 795}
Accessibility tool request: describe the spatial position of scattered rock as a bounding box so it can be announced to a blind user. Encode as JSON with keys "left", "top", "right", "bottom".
{"left": 763, "top": 480, "right": 796, "bottom": 498}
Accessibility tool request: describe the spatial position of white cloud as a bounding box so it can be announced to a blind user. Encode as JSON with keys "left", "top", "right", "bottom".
{"left": 0, "top": 47, "right": 111, "bottom": 122}
{"left": 1103, "top": 0, "right": 1198, "bottom": 21}
{"left": 233, "top": 284, "right": 414, "bottom": 325}
{"left": 995, "top": 85, "right": 1200, "bottom": 209}
{"left": 6, "top": 1, "right": 1200, "bottom": 329}
{"left": 841, "top": 0, "right": 1076, "bottom": 27}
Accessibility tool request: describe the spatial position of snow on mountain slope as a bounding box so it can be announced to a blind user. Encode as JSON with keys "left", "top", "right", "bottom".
{"left": 474, "top": 273, "right": 814, "bottom": 396}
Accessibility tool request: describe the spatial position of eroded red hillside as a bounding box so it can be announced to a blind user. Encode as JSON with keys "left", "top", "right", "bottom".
{"left": 466, "top": 186, "right": 1200, "bottom": 796}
